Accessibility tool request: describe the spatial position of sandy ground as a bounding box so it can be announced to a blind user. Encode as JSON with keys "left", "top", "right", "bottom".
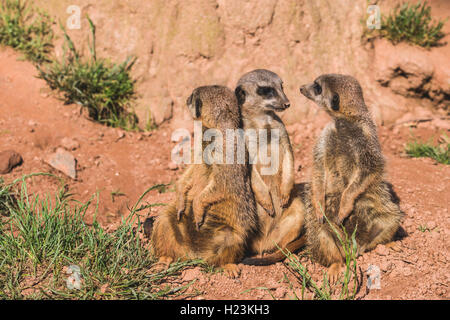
{"left": 0, "top": 47, "right": 449, "bottom": 300}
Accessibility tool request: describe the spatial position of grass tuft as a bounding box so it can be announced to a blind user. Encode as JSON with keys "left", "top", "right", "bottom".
{"left": 37, "top": 16, "right": 139, "bottom": 131}
{"left": 280, "top": 211, "right": 359, "bottom": 300}
{"left": 0, "top": 0, "right": 54, "bottom": 64}
{"left": 405, "top": 137, "right": 449, "bottom": 164}
{"left": 0, "top": 174, "right": 196, "bottom": 300}
{"left": 380, "top": 1, "right": 446, "bottom": 48}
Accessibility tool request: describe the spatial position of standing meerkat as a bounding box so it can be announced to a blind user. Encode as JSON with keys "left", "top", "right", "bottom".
{"left": 148, "top": 85, "right": 258, "bottom": 277}
{"left": 235, "top": 69, "right": 306, "bottom": 262}
{"left": 300, "top": 74, "right": 404, "bottom": 281}
{"left": 235, "top": 69, "right": 294, "bottom": 217}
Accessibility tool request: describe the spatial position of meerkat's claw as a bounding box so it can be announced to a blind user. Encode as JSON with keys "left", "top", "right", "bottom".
{"left": 177, "top": 209, "right": 184, "bottom": 221}
{"left": 151, "top": 257, "right": 173, "bottom": 273}
{"left": 280, "top": 194, "right": 290, "bottom": 208}
{"left": 264, "top": 207, "right": 275, "bottom": 217}
{"left": 385, "top": 241, "right": 402, "bottom": 252}
{"left": 223, "top": 264, "right": 241, "bottom": 278}
{"left": 328, "top": 263, "right": 343, "bottom": 284}
{"left": 195, "top": 221, "right": 203, "bottom": 231}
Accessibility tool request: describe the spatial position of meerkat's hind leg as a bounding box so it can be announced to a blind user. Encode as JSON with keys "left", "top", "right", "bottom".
{"left": 327, "top": 262, "right": 344, "bottom": 284}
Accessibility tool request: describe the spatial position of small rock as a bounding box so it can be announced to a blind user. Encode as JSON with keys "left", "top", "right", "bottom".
{"left": 0, "top": 150, "right": 23, "bottom": 174}
{"left": 100, "top": 284, "right": 109, "bottom": 294}
{"left": 293, "top": 134, "right": 302, "bottom": 146}
{"left": 181, "top": 268, "right": 201, "bottom": 282}
{"left": 46, "top": 148, "right": 77, "bottom": 179}
{"left": 60, "top": 137, "right": 80, "bottom": 151}
{"left": 117, "top": 131, "right": 125, "bottom": 140}
{"left": 168, "top": 162, "right": 178, "bottom": 170}
{"left": 143, "top": 131, "right": 153, "bottom": 137}
{"left": 432, "top": 118, "right": 449, "bottom": 131}
{"left": 274, "top": 287, "right": 287, "bottom": 298}
{"left": 375, "top": 244, "right": 389, "bottom": 256}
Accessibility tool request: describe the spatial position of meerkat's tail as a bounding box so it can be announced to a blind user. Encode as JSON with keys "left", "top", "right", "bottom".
{"left": 143, "top": 216, "right": 156, "bottom": 238}
{"left": 242, "top": 236, "right": 307, "bottom": 266}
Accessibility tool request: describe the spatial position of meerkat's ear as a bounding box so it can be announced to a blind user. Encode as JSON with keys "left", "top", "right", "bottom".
{"left": 235, "top": 85, "right": 246, "bottom": 105}
{"left": 331, "top": 93, "right": 340, "bottom": 111}
{"left": 186, "top": 92, "right": 201, "bottom": 119}
{"left": 186, "top": 93, "right": 193, "bottom": 106}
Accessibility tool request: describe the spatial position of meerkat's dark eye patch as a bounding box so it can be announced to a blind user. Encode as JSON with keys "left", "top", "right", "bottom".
{"left": 195, "top": 97, "right": 202, "bottom": 118}
{"left": 256, "top": 86, "right": 276, "bottom": 98}
{"left": 331, "top": 93, "right": 339, "bottom": 111}
{"left": 313, "top": 82, "right": 322, "bottom": 95}
{"left": 235, "top": 86, "right": 246, "bottom": 105}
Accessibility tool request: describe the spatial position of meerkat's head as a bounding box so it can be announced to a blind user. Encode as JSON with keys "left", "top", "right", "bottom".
{"left": 186, "top": 85, "right": 240, "bottom": 129}
{"left": 235, "top": 69, "right": 290, "bottom": 116}
{"left": 299, "top": 74, "right": 368, "bottom": 119}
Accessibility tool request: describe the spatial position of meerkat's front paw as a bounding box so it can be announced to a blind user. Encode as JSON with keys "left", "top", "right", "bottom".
{"left": 223, "top": 264, "right": 241, "bottom": 278}
{"left": 176, "top": 198, "right": 187, "bottom": 221}
{"left": 337, "top": 207, "right": 351, "bottom": 225}
{"left": 280, "top": 193, "right": 290, "bottom": 208}
{"left": 259, "top": 198, "right": 275, "bottom": 217}
{"left": 314, "top": 208, "right": 324, "bottom": 224}
{"left": 192, "top": 199, "right": 205, "bottom": 230}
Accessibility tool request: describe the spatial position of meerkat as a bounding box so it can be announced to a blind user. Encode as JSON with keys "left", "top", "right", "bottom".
{"left": 299, "top": 74, "right": 404, "bottom": 282}
{"left": 147, "top": 85, "right": 258, "bottom": 277}
{"left": 235, "top": 69, "right": 306, "bottom": 262}
{"left": 235, "top": 69, "right": 294, "bottom": 217}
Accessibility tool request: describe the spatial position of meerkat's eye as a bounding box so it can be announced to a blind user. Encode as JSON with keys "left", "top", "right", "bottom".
{"left": 235, "top": 86, "right": 246, "bottom": 105}
{"left": 313, "top": 82, "right": 322, "bottom": 95}
{"left": 256, "top": 86, "right": 276, "bottom": 98}
{"left": 331, "top": 93, "right": 339, "bottom": 111}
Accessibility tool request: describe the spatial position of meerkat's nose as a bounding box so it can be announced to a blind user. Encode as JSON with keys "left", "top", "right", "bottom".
{"left": 284, "top": 102, "right": 290, "bottom": 109}
{"left": 299, "top": 86, "right": 306, "bottom": 95}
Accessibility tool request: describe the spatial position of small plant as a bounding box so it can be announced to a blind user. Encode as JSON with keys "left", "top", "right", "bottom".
{"left": 0, "top": 0, "right": 54, "bottom": 64}
{"left": 405, "top": 136, "right": 449, "bottom": 164}
{"left": 281, "top": 211, "right": 359, "bottom": 300}
{"left": 0, "top": 174, "right": 197, "bottom": 299}
{"left": 380, "top": 1, "right": 446, "bottom": 48}
{"left": 37, "top": 16, "right": 139, "bottom": 130}
{"left": 418, "top": 225, "right": 430, "bottom": 232}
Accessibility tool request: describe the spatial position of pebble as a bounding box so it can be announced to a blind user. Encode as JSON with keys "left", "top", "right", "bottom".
{"left": 45, "top": 148, "right": 77, "bottom": 179}
{"left": 0, "top": 150, "right": 23, "bottom": 174}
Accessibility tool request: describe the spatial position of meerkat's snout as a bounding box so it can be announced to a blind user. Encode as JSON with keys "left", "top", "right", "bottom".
{"left": 299, "top": 84, "right": 313, "bottom": 100}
